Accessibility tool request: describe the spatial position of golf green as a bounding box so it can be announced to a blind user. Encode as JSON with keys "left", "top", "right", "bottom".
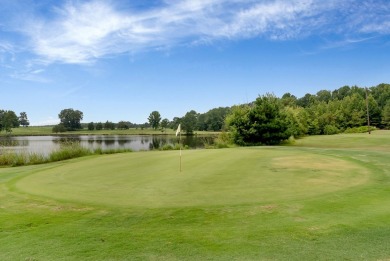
{"left": 1, "top": 132, "right": 390, "bottom": 260}
{"left": 15, "top": 147, "right": 369, "bottom": 208}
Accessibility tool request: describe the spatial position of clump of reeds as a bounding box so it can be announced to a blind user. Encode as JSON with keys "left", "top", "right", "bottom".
{"left": 49, "top": 143, "right": 92, "bottom": 162}
{"left": 0, "top": 143, "right": 132, "bottom": 167}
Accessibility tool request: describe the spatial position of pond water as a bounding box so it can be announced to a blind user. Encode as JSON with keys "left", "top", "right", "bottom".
{"left": 0, "top": 135, "right": 216, "bottom": 155}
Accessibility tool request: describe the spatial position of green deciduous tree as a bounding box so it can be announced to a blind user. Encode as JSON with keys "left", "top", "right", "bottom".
{"left": 160, "top": 118, "right": 169, "bottom": 131}
{"left": 283, "top": 106, "right": 309, "bottom": 137}
{"left": 87, "top": 122, "right": 95, "bottom": 130}
{"left": 0, "top": 110, "right": 19, "bottom": 133}
{"left": 19, "top": 112, "right": 30, "bottom": 127}
{"left": 382, "top": 101, "right": 390, "bottom": 128}
{"left": 181, "top": 110, "right": 198, "bottom": 134}
{"left": 117, "top": 121, "right": 129, "bottom": 130}
{"left": 96, "top": 122, "right": 103, "bottom": 130}
{"left": 148, "top": 111, "right": 161, "bottom": 130}
{"left": 197, "top": 107, "right": 230, "bottom": 131}
{"left": 316, "top": 90, "right": 332, "bottom": 103}
{"left": 225, "top": 105, "right": 251, "bottom": 145}
{"left": 226, "top": 94, "right": 289, "bottom": 145}
{"left": 58, "top": 108, "right": 83, "bottom": 131}
{"left": 104, "top": 121, "right": 115, "bottom": 130}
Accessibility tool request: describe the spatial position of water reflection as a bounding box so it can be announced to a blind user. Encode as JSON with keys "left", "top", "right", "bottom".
{"left": 0, "top": 137, "right": 28, "bottom": 147}
{"left": 0, "top": 135, "right": 215, "bottom": 155}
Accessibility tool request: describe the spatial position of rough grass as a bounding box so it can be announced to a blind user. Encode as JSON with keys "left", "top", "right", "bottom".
{"left": 0, "top": 130, "right": 389, "bottom": 260}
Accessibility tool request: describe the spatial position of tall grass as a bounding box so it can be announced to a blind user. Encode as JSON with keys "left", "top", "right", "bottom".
{"left": 0, "top": 143, "right": 132, "bottom": 167}
{"left": 48, "top": 143, "right": 92, "bottom": 162}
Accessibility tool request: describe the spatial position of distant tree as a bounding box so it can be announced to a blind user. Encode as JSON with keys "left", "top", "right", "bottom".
{"left": 283, "top": 106, "right": 309, "bottom": 137}
{"left": 281, "top": 93, "right": 297, "bottom": 107}
{"left": 350, "top": 85, "right": 365, "bottom": 98}
{"left": 197, "top": 107, "right": 230, "bottom": 131}
{"left": 19, "top": 112, "right": 30, "bottom": 127}
{"left": 96, "top": 122, "right": 103, "bottom": 130}
{"left": 104, "top": 121, "right": 115, "bottom": 130}
{"left": 197, "top": 113, "right": 207, "bottom": 131}
{"left": 87, "top": 122, "right": 95, "bottom": 130}
{"left": 160, "top": 118, "right": 169, "bottom": 131}
{"left": 117, "top": 121, "right": 130, "bottom": 129}
{"left": 58, "top": 108, "right": 83, "bottom": 131}
{"left": 0, "top": 110, "right": 19, "bottom": 133}
{"left": 148, "top": 111, "right": 161, "bottom": 130}
{"left": 340, "top": 93, "right": 366, "bottom": 129}
{"left": 306, "top": 100, "right": 341, "bottom": 134}
{"left": 366, "top": 94, "right": 382, "bottom": 128}
{"left": 297, "top": 93, "right": 316, "bottom": 108}
{"left": 170, "top": 117, "right": 181, "bottom": 130}
{"left": 316, "top": 90, "right": 332, "bottom": 103}
{"left": 371, "top": 83, "right": 390, "bottom": 110}
{"left": 382, "top": 101, "right": 390, "bottom": 128}
{"left": 181, "top": 110, "right": 198, "bottom": 134}
{"left": 332, "top": 85, "right": 351, "bottom": 100}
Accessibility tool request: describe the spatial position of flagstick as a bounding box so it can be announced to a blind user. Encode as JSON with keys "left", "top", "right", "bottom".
{"left": 179, "top": 130, "right": 182, "bottom": 172}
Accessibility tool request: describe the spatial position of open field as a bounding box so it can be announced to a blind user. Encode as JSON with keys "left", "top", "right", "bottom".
{"left": 0, "top": 131, "right": 389, "bottom": 260}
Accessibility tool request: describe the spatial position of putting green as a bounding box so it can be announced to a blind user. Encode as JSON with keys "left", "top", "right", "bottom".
{"left": 15, "top": 147, "right": 370, "bottom": 208}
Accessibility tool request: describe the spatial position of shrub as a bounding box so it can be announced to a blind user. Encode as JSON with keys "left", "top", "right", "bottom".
{"left": 344, "top": 126, "right": 377, "bottom": 133}
{"left": 324, "top": 125, "right": 340, "bottom": 135}
{"left": 161, "top": 144, "right": 174, "bottom": 150}
{"left": 52, "top": 124, "right": 67, "bottom": 133}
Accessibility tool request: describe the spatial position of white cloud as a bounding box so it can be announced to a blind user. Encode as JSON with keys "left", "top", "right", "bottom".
{"left": 3, "top": 0, "right": 389, "bottom": 64}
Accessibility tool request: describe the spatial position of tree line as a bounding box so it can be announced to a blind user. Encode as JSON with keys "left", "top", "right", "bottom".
{"left": 71, "top": 83, "right": 388, "bottom": 144}
{"left": 226, "top": 83, "right": 390, "bottom": 145}
{"left": 3, "top": 83, "right": 389, "bottom": 146}
{"left": 55, "top": 107, "right": 231, "bottom": 134}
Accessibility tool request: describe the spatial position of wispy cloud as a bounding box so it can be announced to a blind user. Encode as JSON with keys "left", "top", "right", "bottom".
{"left": 10, "top": 67, "right": 51, "bottom": 83}
{"left": 0, "top": 41, "right": 16, "bottom": 66}
{"left": 2, "top": 0, "right": 390, "bottom": 64}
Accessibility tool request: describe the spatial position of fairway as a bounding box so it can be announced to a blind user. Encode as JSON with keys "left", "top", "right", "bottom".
{"left": 15, "top": 148, "right": 369, "bottom": 208}
{"left": 1, "top": 131, "right": 390, "bottom": 260}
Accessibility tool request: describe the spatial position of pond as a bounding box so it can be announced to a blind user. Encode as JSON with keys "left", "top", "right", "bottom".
{"left": 0, "top": 135, "right": 216, "bottom": 155}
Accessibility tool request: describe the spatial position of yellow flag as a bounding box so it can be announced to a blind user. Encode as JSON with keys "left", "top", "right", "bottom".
{"left": 176, "top": 124, "right": 181, "bottom": 136}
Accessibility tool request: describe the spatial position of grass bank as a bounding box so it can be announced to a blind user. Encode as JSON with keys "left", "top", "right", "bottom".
{"left": 0, "top": 131, "right": 389, "bottom": 260}
{"left": 0, "top": 143, "right": 132, "bottom": 167}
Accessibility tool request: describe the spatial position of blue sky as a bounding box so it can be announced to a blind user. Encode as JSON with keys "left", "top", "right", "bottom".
{"left": 1, "top": 0, "right": 389, "bottom": 125}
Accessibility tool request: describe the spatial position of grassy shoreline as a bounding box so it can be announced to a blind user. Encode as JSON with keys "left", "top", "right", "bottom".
{"left": 0, "top": 142, "right": 133, "bottom": 167}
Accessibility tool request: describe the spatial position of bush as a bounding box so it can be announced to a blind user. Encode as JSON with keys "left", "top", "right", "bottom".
{"left": 344, "top": 126, "right": 377, "bottom": 133}
{"left": 52, "top": 124, "right": 67, "bottom": 133}
{"left": 161, "top": 144, "right": 174, "bottom": 150}
{"left": 324, "top": 125, "right": 340, "bottom": 135}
